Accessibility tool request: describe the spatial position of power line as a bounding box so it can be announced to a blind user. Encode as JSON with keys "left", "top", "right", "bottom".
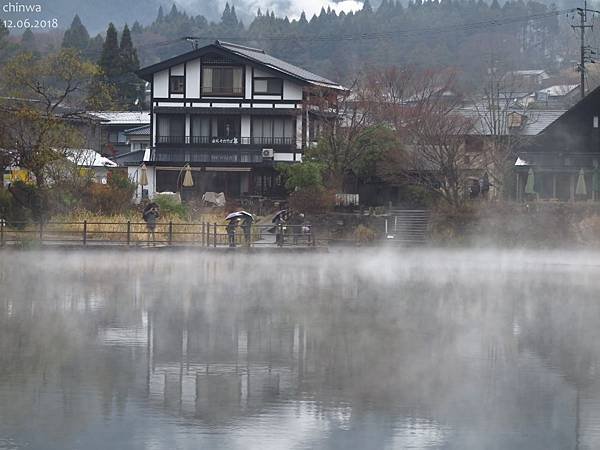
{"left": 571, "top": 1, "right": 600, "bottom": 98}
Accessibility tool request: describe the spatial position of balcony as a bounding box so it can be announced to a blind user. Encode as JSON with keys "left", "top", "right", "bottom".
{"left": 156, "top": 136, "right": 295, "bottom": 147}
{"left": 150, "top": 147, "right": 265, "bottom": 164}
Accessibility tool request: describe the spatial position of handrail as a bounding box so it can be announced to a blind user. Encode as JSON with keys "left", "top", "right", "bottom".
{"left": 0, "top": 220, "right": 317, "bottom": 248}
{"left": 156, "top": 136, "right": 295, "bottom": 145}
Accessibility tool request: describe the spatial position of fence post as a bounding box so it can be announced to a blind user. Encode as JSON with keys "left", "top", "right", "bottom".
{"left": 213, "top": 222, "right": 217, "bottom": 248}
{"left": 127, "top": 220, "right": 131, "bottom": 246}
{"left": 0, "top": 219, "right": 4, "bottom": 247}
{"left": 82, "top": 220, "right": 87, "bottom": 246}
{"left": 168, "top": 221, "right": 173, "bottom": 246}
{"left": 39, "top": 221, "right": 44, "bottom": 242}
{"left": 202, "top": 222, "right": 205, "bottom": 246}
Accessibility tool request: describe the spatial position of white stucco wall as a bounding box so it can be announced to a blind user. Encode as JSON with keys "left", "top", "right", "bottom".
{"left": 128, "top": 165, "right": 156, "bottom": 203}
{"left": 283, "top": 80, "right": 303, "bottom": 100}
{"left": 186, "top": 59, "right": 201, "bottom": 98}
{"left": 154, "top": 70, "right": 169, "bottom": 98}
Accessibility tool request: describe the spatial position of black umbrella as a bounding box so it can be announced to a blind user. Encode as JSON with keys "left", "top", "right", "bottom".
{"left": 225, "top": 211, "right": 253, "bottom": 221}
{"left": 272, "top": 209, "right": 288, "bottom": 223}
{"left": 143, "top": 202, "right": 159, "bottom": 214}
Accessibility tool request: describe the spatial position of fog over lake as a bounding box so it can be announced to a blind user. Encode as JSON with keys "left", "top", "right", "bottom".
{"left": 2, "top": 249, "right": 600, "bottom": 449}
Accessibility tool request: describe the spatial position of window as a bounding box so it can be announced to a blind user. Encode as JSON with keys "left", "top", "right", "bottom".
{"left": 109, "top": 131, "right": 128, "bottom": 144}
{"left": 169, "top": 75, "right": 185, "bottom": 94}
{"left": 202, "top": 66, "right": 243, "bottom": 96}
{"left": 156, "top": 115, "right": 185, "bottom": 143}
{"left": 254, "top": 78, "right": 283, "bottom": 95}
{"left": 252, "top": 117, "right": 295, "bottom": 144}
{"left": 192, "top": 115, "right": 241, "bottom": 143}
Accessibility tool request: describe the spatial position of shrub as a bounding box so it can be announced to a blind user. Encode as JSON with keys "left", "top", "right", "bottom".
{"left": 83, "top": 170, "right": 135, "bottom": 215}
{"left": 354, "top": 224, "right": 377, "bottom": 244}
{"left": 0, "top": 187, "right": 30, "bottom": 227}
{"left": 153, "top": 194, "right": 189, "bottom": 220}
{"left": 288, "top": 186, "right": 335, "bottom": 214}
{"left": 277, "top": 161, "right": 324, "bottom": 191}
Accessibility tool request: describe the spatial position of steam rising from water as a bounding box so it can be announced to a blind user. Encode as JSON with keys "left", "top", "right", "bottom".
{"left": 1, "top": 249, "right": 600, "bottom": 449}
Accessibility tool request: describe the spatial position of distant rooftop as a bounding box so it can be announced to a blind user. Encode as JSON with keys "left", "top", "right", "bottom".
{"left": 537, "top": 84, "right": 579, "bottom": 97}
{"left": 88, "top": 111, "right": 150, "bottom": 125}
{"left": 459, "top": 108, "right": 565, "bottom": 136}
{"left": 124, "top": 124, "right": 151, "bottom": 136}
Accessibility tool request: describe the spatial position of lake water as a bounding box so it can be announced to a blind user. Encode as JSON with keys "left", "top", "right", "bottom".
{"left": 2, "top": 249, "right": 600, "bottom": 449}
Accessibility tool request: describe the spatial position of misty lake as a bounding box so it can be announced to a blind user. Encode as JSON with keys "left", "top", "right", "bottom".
{"left": 1, "top": 249, "right": 600, "bottom": 449}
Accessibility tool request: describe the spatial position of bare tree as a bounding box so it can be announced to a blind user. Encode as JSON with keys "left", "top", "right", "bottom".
{"left": 368, "top": 67, "right": 477, "bottom": 208}
{"left": 468, "top": 69, "right": 535, "bottom": 198}
{"left": 306, "top": 78, "right": 395, "bottom": 191}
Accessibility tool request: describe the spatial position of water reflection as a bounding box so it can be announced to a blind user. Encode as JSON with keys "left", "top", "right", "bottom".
{"left": 1, "top": 250, "right": 600, "bottom": 449}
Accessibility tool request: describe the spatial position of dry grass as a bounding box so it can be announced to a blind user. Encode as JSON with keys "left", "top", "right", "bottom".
{"left": 2, "top": 210, "right": 269, "bottom": 246}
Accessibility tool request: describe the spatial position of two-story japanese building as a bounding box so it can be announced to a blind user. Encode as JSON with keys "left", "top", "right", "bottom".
{"left": 135, "top": 40, "right": 345, "bottom": 200}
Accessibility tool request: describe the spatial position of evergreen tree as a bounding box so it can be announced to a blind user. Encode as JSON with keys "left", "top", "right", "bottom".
{"left": 119, "top": 24, "right": 141, "bottom": 109}
{"left": 62, "top": 15, "right": 90, "bottom": 52}
{"left": 99, "top": 23, "right": 120, "bottom": 79}
{"left": 119, "top": 24, "right": 139, "bottom": 72}
{"left": 20, "top": 28, "right": 35, "bottom": 53}
{"left": 86, "top": 34, "right": 104, "bottom": 62}
{"left": 156, "top": 6, "right": 164, "bottom": 22}
{"left": 131, "top": 21, "right": 143, "bottom": 34}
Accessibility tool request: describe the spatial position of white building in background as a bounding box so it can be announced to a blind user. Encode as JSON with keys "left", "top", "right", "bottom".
{"left": 135, "top": 40, "right": 346, "bottom": 200}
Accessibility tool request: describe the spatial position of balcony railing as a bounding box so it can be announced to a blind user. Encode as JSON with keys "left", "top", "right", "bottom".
{"left": 156, "top": 136, "right": 295, "bottom": 146}
{"left": 150, "top": 147, "right": 265, "bottom": 164}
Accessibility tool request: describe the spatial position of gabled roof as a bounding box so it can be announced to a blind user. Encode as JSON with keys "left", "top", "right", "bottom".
{"left": 537, "top": 84, "right": 579, "bottom": 97}
{"left": 88, "top": 111, "right": 150, "bottom": 126}
{"left": 137, "top": 40, "right": 345, "bottom": 91}
{"left": 459, "top": 108, "right": 565, "bottom": 136}
{"left": 124, "top": 124, "right": 150, "bottom": 136}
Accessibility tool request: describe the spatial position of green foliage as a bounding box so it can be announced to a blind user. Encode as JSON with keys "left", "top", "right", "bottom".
{"left": 62, "top": 15, "right": 91, "bottom": 53}
{"left": 20, "top": 28, "right": 36, "bottom": 54}
{"left": 96, "top": 23, "right": 142, "bottom": 109}
{"left": 153, "top": 195, "right": 189, "bottom": 220}
{"left": 277, "top": 161, "right": 324, "bottom": 191}
{"left": 0, "top": 187, "right": 30, "bottom": 226}
{"left": 99, "top": 23, "right": 120, "bottom": 78}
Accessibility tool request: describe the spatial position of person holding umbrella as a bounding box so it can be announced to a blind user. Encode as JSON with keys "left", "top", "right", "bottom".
{"left": 272, "top": 209, "right": 288, "bottom": 247}
{"left": 240, "top": 213, "right": 254, "bottom": 246}
{"left": 226, "top": 216, "right": 239, "bottom": 248}
{"left": 142, "top": 202, "right": 160, "bottom": 245}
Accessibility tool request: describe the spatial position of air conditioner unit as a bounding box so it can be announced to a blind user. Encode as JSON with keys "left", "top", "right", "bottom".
{"left": 262, "top": 148, "right": 274, "bottom": 158}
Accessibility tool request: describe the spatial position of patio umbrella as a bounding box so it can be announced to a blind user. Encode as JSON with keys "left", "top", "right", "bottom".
{"left": 524, "top": 168, "right": 536, "bottom": 195}
{"left": 576, "top": 168, "right": 587, "bottom": 196}
{"left": 139, "top": 163, "right": 148, "bottom": 186}
{"left": 182, "top": 164, "right": 194, "bottom": 187}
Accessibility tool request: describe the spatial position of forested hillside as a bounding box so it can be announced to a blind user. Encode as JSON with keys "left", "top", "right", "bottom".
{"left": 1, "top": 0, "right": 592, "bottom": 91}
{"left": 125, "top": 1, "right": 576, "bottom": 88}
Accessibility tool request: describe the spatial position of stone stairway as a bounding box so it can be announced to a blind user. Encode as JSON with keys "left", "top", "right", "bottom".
{"left": 384, "top": 209, "right": 431, "bottom": 246}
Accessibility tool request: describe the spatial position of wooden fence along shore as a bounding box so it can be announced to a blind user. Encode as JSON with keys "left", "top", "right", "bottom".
{"left": 0, "top": 220, "right": 317, "bottom": 249}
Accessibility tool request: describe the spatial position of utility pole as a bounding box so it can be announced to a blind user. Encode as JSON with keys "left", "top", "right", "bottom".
{"left": 572, "top": 0, "right": 598, "bottom": 99}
